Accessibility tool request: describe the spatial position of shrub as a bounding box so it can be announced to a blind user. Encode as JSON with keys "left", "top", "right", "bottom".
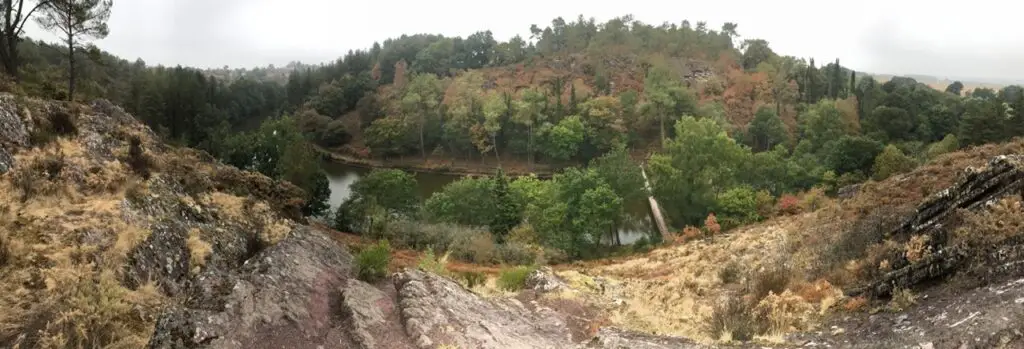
{"left": 460, "top": 271, "right": 486, "bottom": 289}
{"left": 750, "top": 265, "right": 792, "bottom": 301}
{"left": 450, "top": 232, "right": 498, "bottom": 264}
{"left": 703, "top": 213, "right": 721, "bottom": 237}
{"left": 887, "top": 287, "right": 917, "bottom": 312}
{"left": 417, "top": 249, "right": 448, "bottom": 275}
{"left": 508, "top": 224, "right": 538, "bottom": 245}
{"left": 0, "top": 234, "right": 8, "bottom": 267}
{"left": 872, "top": 144, "right": 916, "bottom": 180}
{"left": 127, "top": 135, "right": 153, "bottom": 179}
{"left": 716, "top": 186, "right": 762, "bottom": 229}
{"left": 754, "top": 190, "right": 775, "bottom": 219}
{"left": 319, "top": 120, "right": 352, "bottom": 147}
{"left": 497, "top": 242, "right": 537, "bottom": 266}
{"left": 719, "top": 260, "right": 742, "bottom": 284}
{"left": 776, "top": 194, "right": 801, "bottom": 215}
{"left": 12, "top": 151, "right": 66, "bottom": 202}
{"left": 754, "top": 289, "right": 814, "bottom": 334}
{"left": 356, "top": 240, "right": 391, "bottom": 282}
{"left": 497, "top": 266, "right": 535, "bottom": 291}
{"left": 799, "top": 187, "right": 830, "bottom": 212}
{"left": 681, "top": 226, "right": 702, "bottom": 241}
{"left": 50, "top": 108, "right": 78, "bottom": 136}
{"left": 709, "top": 295, "right": 759, "bottom": 342}
{"left": 842, "top": 296, "right": 868, "bottom": 312}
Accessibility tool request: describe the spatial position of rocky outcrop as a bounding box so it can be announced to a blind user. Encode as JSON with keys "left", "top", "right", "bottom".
{"left": 395, "top": 269, "right": 576, "bottom": 349}
{"left": 148, "top": 227, "right": 356, "bottom": 349}
{"left": 850, "top": 155, "right": 1024, "bottom": 297}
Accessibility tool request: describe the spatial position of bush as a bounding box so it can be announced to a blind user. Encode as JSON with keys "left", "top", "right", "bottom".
{"left": 497, "top": 266, "right": 535, "bottom": 291}
{"left": 127, "top": 135, "right": 153, "bottom": 179}
{"left": 800, "top": 187, "right": 830, "bottom": 212}
{"left": 716, "top": 186, "right": 762, "bottom": 229}
{"left": 12, "top": 151, "right": 66, "bottom": 202}
{"left": 709, "top": 295, "right": 759, "bottom": 341}
{"left": 776, "top": 194, "right": 801, "bottom": 215}
{"left": 872, "top": 144, "right": 916, "bottom": 180}
{"left": 703, "top": 213, "right": 721, "bottom": 237}
{"left": 416, "top": 249, "right": 448, "bottom": 275}
{"left": 460, "top": 271, "right": 486, "bottom": 288}
{"left": 50, "top": 108, "right": 78, "bottom": 136}
{"left": 719, "top": 260, "right": 742, "bottom": 284}
{"left": 450, "top": 232, "right": 498, "bottom": 264}
{"left": 319, "top": 120, "right": 352, "bottom": 147}
{"left": 356, "top": 240, "right": 391, "bottom": 282}
{"left": 0, "top": 234, "right": 8, "bottom": 267}
{"left": 887, "top": 287, "right": 917, "bottom": 312}
{"left": 749, "top": 265, "right": 791, "bottom": 301}
{"left": 497, "top": 242, "right": 537, "bottom": 266}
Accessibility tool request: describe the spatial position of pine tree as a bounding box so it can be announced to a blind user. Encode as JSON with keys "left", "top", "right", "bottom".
{"left": 490, "top": 168, "right": 521, "bottom": 242}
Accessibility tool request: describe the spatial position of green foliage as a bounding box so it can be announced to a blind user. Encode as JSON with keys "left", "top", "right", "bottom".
{"left": 319, "top": 120, "right": 352, "bottom": 147}
{"left": 872, "top": 145, "right": 916, "bottom": 181}
{"left": 490, "top": 169, "right": 523, "bottom": 241}
{"left": 589, "top": 144, "right": 646, "bottom": 206}
{"left": 424, "top": 176, "right": 497, "bottom": 227}
{"left": 926, "top": 134, "right": 959, "bottom": 160}
{"left": 460, "top": 271, "right": 486, "bottom": 288}
{"left": 958, "top": 97, "right": 1006, "bottom": 146}
{"left": 497, "top": 266, "right": 535, "bottom": 291}
{"left": 539, "top": 115, "right": 585, "bottom": 161}
{"left": 351, "top": 169, "right": 420, "bottom": 215}
{"left": 798, "top": 100, "right": 848, "bottom": 150}
{"left": 649, "top": 116, "right": 747, "bottom": 226}
{"left": 824, "top": 136, "right": 884, "bottom": 176}
{"left": 716, "top": 186, "right": 762, "bottom": 230}
{"left": 416, "top": 249, "right": 448, "bottom": 275}
{"left": 748, "top": 106, "right": 788, "bottom": 152}
{"left": 356, "top": 240, "right": 392, "bottom": 282}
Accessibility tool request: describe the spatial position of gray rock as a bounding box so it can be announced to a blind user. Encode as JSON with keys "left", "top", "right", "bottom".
{"left": 0, "top": 94, "right": 29, "bottom": 147}
{"left": 394, "top": 269, "right": 577, "bottom": 349}
{"left": 0, "top": 146, "right": 12, "bottom": 174}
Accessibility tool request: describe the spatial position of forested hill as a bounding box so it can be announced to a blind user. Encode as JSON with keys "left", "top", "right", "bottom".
{"left": 5, "top": 15, "right": 1024, "bottom": 228}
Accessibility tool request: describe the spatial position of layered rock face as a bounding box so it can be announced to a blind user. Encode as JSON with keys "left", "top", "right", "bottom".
{"left": 851, "top": 155, "right": 1024, "bottom": 298}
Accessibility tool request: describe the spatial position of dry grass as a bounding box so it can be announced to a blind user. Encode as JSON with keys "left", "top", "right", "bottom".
{"left": 187, "top": 228, "right": 212, "bottom": 272}
{"left": 201, "top": 192, "right": 293, "bottom": 246}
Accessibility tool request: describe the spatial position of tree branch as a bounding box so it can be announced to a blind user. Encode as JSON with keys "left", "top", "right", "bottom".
{"left": 14, "top": 0, "right": 48, "bottom": 35}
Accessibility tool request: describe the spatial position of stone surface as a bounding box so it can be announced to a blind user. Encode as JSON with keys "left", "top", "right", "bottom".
{"left": 850, "top": 155, "right": 1024, "bottom": 298}
{"left": 395, "top": 269, "right": 577, "bottom": 349}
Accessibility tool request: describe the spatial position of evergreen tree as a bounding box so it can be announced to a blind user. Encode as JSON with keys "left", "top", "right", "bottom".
{"left": 490, "top": 168, "right": 522, "bottom": 242}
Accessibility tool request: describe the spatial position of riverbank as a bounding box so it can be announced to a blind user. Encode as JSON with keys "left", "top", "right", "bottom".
{"left": 316, "top": 146, "right": 558, "bottom": 178}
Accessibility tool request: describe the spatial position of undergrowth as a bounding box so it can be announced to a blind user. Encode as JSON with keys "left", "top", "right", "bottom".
{"left": 356, "top": 240, "right": 391, "bottom": 282}
{"left": 497, "top": 266, "right": 535, "bottom": 291}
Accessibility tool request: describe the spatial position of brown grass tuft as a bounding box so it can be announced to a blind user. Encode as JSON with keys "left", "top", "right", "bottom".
{"left": 842, "top": 296, "right": 868, "bottom": 312}
{"left": 187, "top": 228, "right": 212, "bottom": 272}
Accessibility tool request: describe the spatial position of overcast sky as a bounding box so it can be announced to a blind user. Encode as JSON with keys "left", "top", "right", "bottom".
{"left": 21, "top": 0, "right": 1024, "bottom": 82}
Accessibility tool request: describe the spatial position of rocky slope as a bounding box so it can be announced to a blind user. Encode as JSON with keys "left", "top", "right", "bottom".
{"left": 1, "top": 93, "right": 1023, "bottom": 349}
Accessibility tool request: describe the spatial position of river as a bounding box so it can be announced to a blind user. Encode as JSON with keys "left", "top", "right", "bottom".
{"left": 321, "top": 161, "right": 654, "bottom": 245}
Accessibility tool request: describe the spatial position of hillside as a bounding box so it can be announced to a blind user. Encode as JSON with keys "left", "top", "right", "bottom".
{"left": 1, "top": 94, "right": 1023, "bottom": 348}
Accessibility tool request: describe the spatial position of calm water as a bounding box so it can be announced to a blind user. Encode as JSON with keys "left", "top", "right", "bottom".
{"left": 321, "top": 161, "right": 654, "bottom": 245}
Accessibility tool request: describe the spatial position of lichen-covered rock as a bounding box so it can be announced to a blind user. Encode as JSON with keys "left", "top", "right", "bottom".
{"left": 0, "top": 146, "right": 12, "bottom": 174}
{"left": 394, "top": 269, "right": 576, "bottom": 349}
{"left": 148, "top": 226, "right": 355, "bottom": 349}
{"left": 0, "top": 94, "right": 29, "bottom": 147}
{"left": 525, "top": 267, "right": 569, "bottom": 293}
{"left": 850, "top": 155, "right": 1024, "bottom": 298}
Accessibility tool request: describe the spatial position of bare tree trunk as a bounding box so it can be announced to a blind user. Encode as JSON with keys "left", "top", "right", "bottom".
{"left": 419, "top": 117, "right": 425, "bottom": 160}
{"left": 492, "top": 135, "right": 501, "bottom": 166}
{"left": 66, "top": 32, "right": 74, "bottom": 101}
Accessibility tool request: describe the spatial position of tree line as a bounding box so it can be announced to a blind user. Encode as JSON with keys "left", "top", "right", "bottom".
{"left": 3, "top": 6, "right": 1024, "bottom": 256}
